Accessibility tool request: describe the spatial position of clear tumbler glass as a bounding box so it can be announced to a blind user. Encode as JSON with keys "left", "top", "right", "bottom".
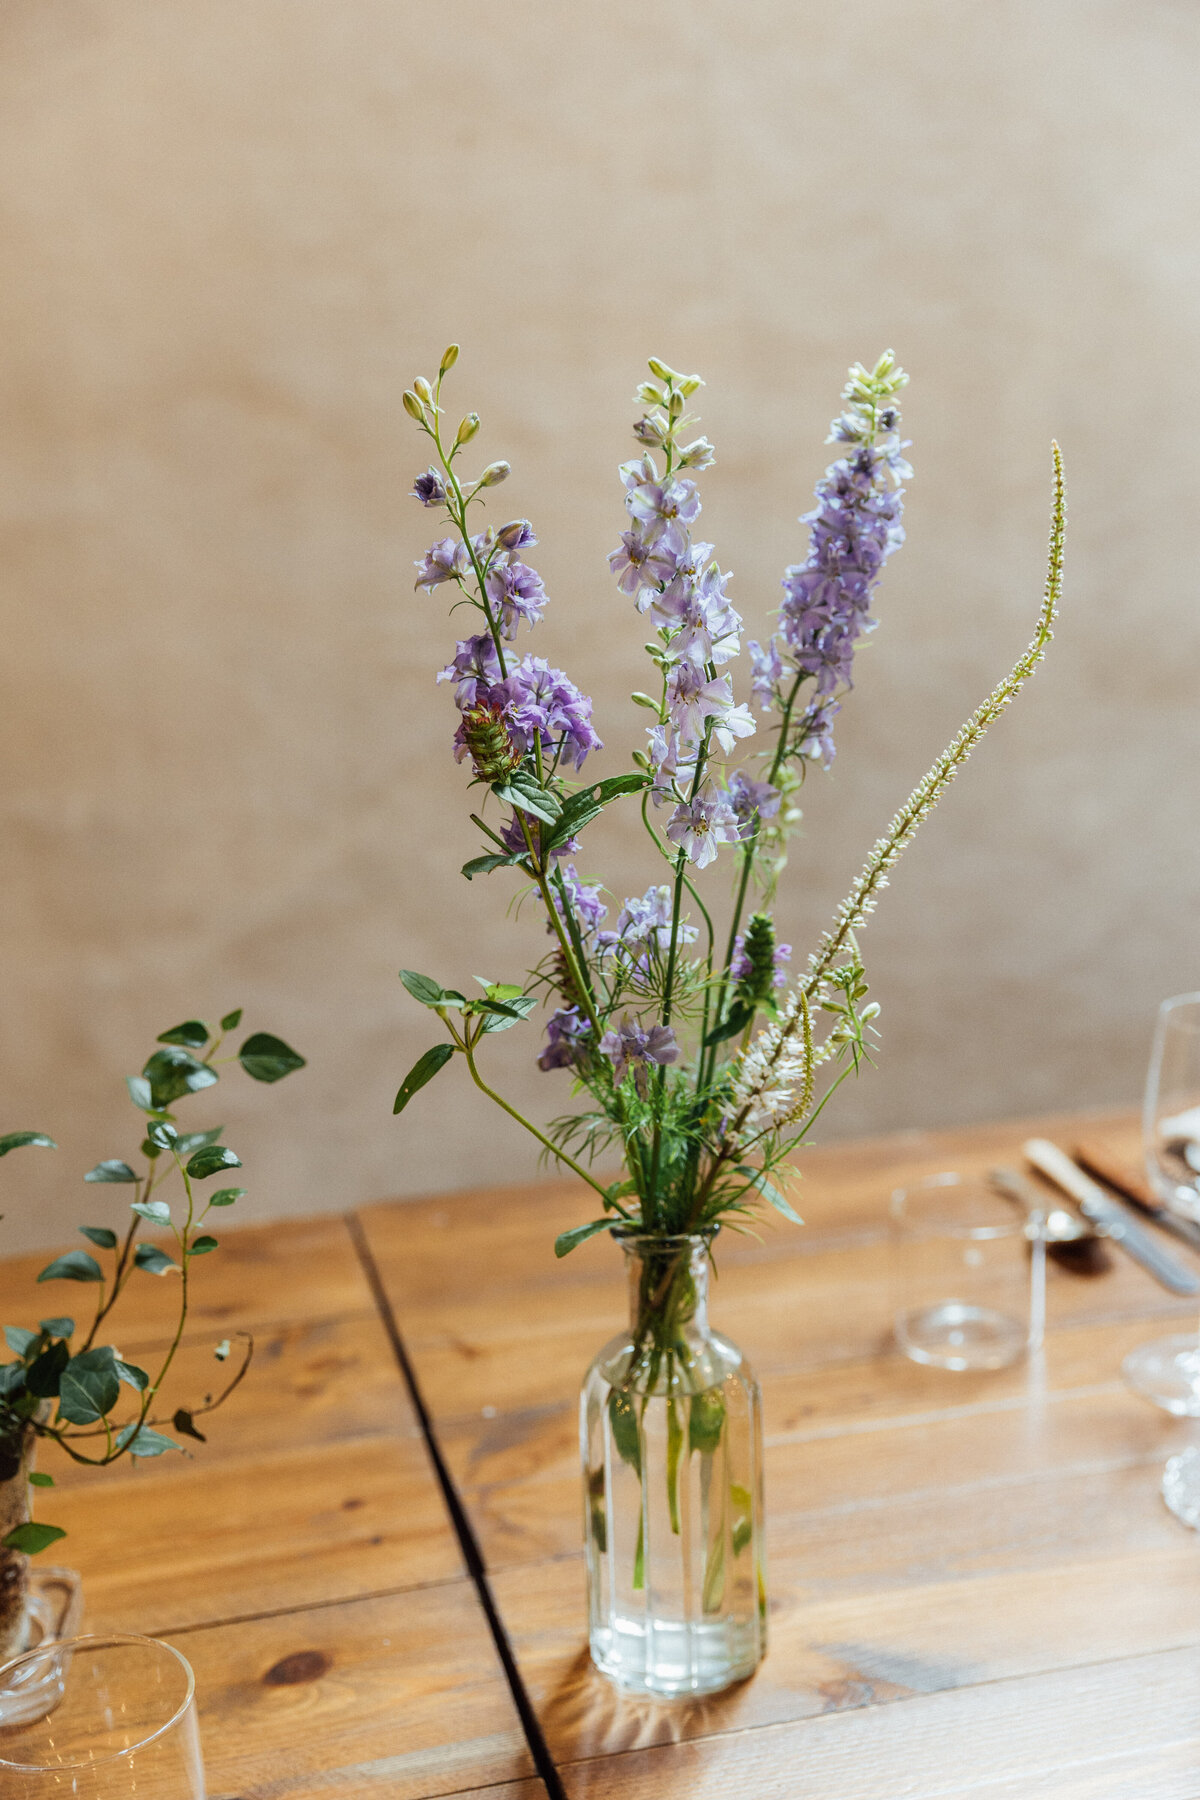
{"left": 0, "top": 1633, "right": 205, "bottom": 1797}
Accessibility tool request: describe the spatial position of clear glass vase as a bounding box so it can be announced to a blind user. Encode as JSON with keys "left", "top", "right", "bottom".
{"left": 580, "top": 1231, "right": 767, "bottom": 1697}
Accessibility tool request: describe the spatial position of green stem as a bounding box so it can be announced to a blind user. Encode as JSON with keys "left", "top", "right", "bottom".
{"left": 462, "top": 1042, "right": 614, "bottom": 1205}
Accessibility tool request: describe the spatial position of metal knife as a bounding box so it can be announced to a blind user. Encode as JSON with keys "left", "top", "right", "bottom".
{"left": 1073, "top": 1138, "right": 1200, "bottom": 1255}
{"left": 1023, "top": 1138, "right": 1200, "bottom": 1296}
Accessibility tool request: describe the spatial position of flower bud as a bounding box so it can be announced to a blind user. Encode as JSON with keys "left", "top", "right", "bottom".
{"left": 647, "top": 357, "right": 681, "bottom": 384}
{"left": 456, "top": 413, "right": 481, "bottom": 446}
{"left": 632, "top": 413, "right": 667, "bottom": 446}
{"left": 413, "top": 377, "right": 434, "bottom": 404}
{"left": 440, "top": 343, "right": 460, "bottom": 374}
{"left": 402, "top": 390, "right": 424, "bottom": 422}
{"left": 630, "top": 691, "right": 661, "bottom": 711}
{"left": 496, "top": 518, "right": 534, "bottom": 549}
{"left": 478, "top": 460, "right": 511, "bottom": 488}
{"left": 635, "top": 381, "right": 666, "bottom": 407}
{"left": 679, "top": 374, "right": 704, "bottom": 396}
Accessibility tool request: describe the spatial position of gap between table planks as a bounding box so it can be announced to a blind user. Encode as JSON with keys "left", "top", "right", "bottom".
{"left": 1, "top": 1212, "right": 543, "bottom": 1800}
{"left": 358, "top": 1109, "right": 1200, "bottom": 1798}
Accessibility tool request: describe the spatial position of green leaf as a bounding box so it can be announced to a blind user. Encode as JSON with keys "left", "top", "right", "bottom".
{"left": 156, "top": 1019, "right": 210, "bottom": 1050}
{"left": 209, "top": 1187, "right": 245, "bottom": 1207}
{"left": 189, "top": 1235, "right": 219, "bottom": 1255}
{"left": 493, "top": 770, "right": 561, "bottom": 825}
{"left": 220, "top": 1008, "right": 243, "bottom": 1032}
{"left": 689, "top": 1388, "right": 726, "bottom": 1456}
{"left": 174, "top": 1127, "right": 224, "bottom": 1155}
{"left": 666, "top": 1398, "right": 683, "bottom": 1534}
{"left": 393, "top": 1044, "right": 455, "bottom": 1115}
{"left": 58, "top": 1348, "right": 121, "bottom": 1425}
{"left": 186, "top": 1145, "right": 241, "bottom": 1181}
{"left": 28, "top": 1471, "right": 54, "bottom": 1488}
{"left": 461, "top": 851, "right": 527, "bottom": 880}
{"left": 703, "top": 1002, "right": 755, "bottom": 1048}
{"left": 132, "top": 1199, "right": 171, "bottom": 1225}
{"left": 608, "top": 1389, "right": 641, "bottom": 1475}
{"left": 126, "top": 1075, "right": 154, "bottom": 1112}
{"left": 134, "top": 1243, "right": 177, "bottom": 1277}
{"left": 84, "top": 1160, "right": 137, "bottom": 1184}
{"left": 238, "top": 1033, "right": 306, "bottom": 1084}
{"left": 115, "top": 1360, "right": 149, "bottom": 1391}
{"left": 553, "top": 1218, "right": 611, "bottom": 1258}
{"left": 0, "top": 1132, "right": 56, "bottom": 1158}
{"left": 146, "top": 1121, "right": 178, "bottom": 1150}
{"left": 114, "top": 1424, "right": 180, "bottom": 1459}
{"left": 0, "top": 1363, "right": 27, "bottom": 1398}
{"left": 399, "top": 970, "right": 446, "bottom": 1007}
{"left": 39, "top": 1318, "right": 74, "bottom": 1340}
{"left": 37, "top": 1252, "right": 103, "bottom": 1285}
{"left": 172, "top": 1408, "right": 207, "bottom": 1443}
{"left": 142, "top": 1047, "right": 218, "bottom": 1108}
{"left": 25, "top": 1341, "right": 69, "bottom": 1397}
{"left": 542, "top": 772, "right": 648, "bottom": 851}
{"left": 78, "top": 1226, "right": 118, "bottom": 1250}
{"left": 735, "top": 1163, "right": 803, "bottom": 1224}
{"left": 3, "top": 1522, "right": 66, "bottom": 1556}
{"left": 141, "top": 1138, "right": 162, "bottom": 1161}
{"left": 3, "top": 1327, "right": 37, "bottom": 1357}
{"left": 476, "top": 993, "right": 538, "bottom": 1034}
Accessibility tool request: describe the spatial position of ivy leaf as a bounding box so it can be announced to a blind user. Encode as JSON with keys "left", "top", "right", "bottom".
{"left": 84, "top": 1160, "right": 138, "bottom": 1184}
{"left": 3, "top": 1522, "right": 66, "bottom": 1555}
{"left": 493, "top": 769, "right": 561, "bottom": 825}
{"left": 115, "top": 1360, "right": 149, "bottom": 1391}
{"left": 28, "top": 1471, "right": 54, "bottom": 1488}
{"left": 174, "top": 1127, "right": 224, "bottom": 1156}
{"left": 553, "top": 1218, "right": 612, "bottom": 1258}
{"left": 132, "top": 1199, "right": 171, "bottom": 1225}
{"left": 172, "top": 1408, "right": 207, "bottom": 1443}
{"left": 134, "top": 1243, "right": 177, "bottom": 1277}
{"left": 208, "top": 1187, "right": 245, "bottom": 1207}
{"left": 39, "top": 1318, "right": 74, "bottom": 1339}
{"left": 734, "top": 1162, "right": 803, "bottom": 1224}
{"left": 461, "top": 851, "right": 527, "bottom": 881}
{"left": 0, "top": 1363, "right": 26, "bottom": 1398}
{"left": 58, "top": 1348, "right": 121, "bottom": 1425}
{"left": 399, "top": 970, "right": 446, "bottom": 1007}
{"left": 78, "top": 1226, "right": 118, "bottom": 1250}
{"left": 393, "top": 1044, "right": 455, "bottom": 1115}
{"left": 238, "top": 1033, "right": 306, "bottom": 1084}
{"left": 126, "top": 1075, "right": 154, "bottom": 1112}
{"left": 186, "top": 1145, "right": 241, "bottom": 1181}
{"left": 189, "top": 1235, "right": 219, "bottom": 1255}
{"left": 37, "top": 1252, "right": 103, "bottom": 1285}
{"left": 156, "top": 1020, "right": 210, "bottom": 1050}
{"left": 142, "top": 1047, "right": 218, "bottom": 1109}
{"left": 114, "top": 1424, "right": 180, "bottom": 1459}
{"left": 3, "top": 1327, "right": 37, "bottom": 1357}
{"left": 0, "top": 1132, "right": 56, "bottom": 1158}
{"left": 146, "top": 1121, "right": 178, "bottom": 1151}
{"left": 220, "top": 1008, "right": 244, "bottom": 1032}
{"left": 25, "top": 1341, "right": 69, "bottom": 1397}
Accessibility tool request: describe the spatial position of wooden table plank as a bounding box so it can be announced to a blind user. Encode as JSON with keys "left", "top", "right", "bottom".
{"left": 550, "top": 1644, "right": 1200, "bottom": 1798}
{"left": 165, "top": 1587, "right": 538, "bottom": 1800}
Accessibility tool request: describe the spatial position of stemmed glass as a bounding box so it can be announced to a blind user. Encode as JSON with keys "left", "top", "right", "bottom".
{"left": 1122, "top": 993, "right": 1200, "bottom": 1525}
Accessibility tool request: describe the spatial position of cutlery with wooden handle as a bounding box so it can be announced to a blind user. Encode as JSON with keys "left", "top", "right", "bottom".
{"left": 1023, "top": 1138, "right": 1200, "bottom": 1296}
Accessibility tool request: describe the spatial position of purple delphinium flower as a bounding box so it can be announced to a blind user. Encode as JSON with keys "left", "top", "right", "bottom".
{"left": 438, "top": 634, "right": 504, "bottom": 707}
{"left": 607, "top": 527, "right": 684, "bottom": 601}
{"left": 626, "top": 473, "right": 702, "bottom": 541}
{"left": 665, "top": 787, "right": 742, "bottom": 870}
{"left": 726, "top": 771, "right": 781, "bottom": 839}
{"left": 537, "top": 1005, "right": 591, "bottom": 1072}
{"left": 491, "top": 656, "right": 603, "bottom": 771}
{"left": 600, "top": 884, "right": 697, "bottom": 967}
{"left": 747, "top": 637, "right": 783, "bottom": 712}
{"left": 415, "top": 536, "right": 469, "bottom": 591}
{"left": 731, "top": 934, "right": 792, "bottom": 989}
{"left": 551, "top": 865, "right": 608, "bottom": 937}
{"left": 485, "top": 555, "right": 548, "bottom": 639}
{"left": 797, "top": 698, "right": 840, "bottom": 768}
{"left": 411, "top": 468, "right": 447, "bottom": 507}
{"left": 599, "top": 1014, "right": 680, "bottom": 1097}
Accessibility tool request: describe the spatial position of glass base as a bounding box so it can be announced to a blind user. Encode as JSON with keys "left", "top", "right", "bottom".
{"left": 1163, "top": 1446, "right": 1200, "bottom": 1528}
{"left": 1121, "top": 1335, "right": 1200, "bottom": 1417}
{"left": 0, "top": 1567, "right": 84, "bottom": 1726}
{"left": 895, "top": 1301, "right": 1027, "bottom": 1371}
{"left": 590, "top": 1613, "right": 762, "bottom": 1699}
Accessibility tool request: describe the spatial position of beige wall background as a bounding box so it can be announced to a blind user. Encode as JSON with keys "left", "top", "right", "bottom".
{"left": 2, "top": 0, "right": 1197, "bottom": 1253}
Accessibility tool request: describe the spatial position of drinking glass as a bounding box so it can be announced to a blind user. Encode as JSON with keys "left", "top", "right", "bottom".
{"left": 891, "top": 1172, "right": 1045, "bottom": 1371}
{"left": 0, "top": 1633, "right": 205, "bottom": 1797}
{"left": 1122, "top": 993, "right": 1200, "bottom": 1523}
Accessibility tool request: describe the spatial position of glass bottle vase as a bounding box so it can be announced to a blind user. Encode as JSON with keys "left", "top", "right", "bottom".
{"left": 580, "top": 1231, "right": 767, "bottom": 1697}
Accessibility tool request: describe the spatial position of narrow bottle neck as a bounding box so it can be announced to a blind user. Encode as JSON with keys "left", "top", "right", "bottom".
{"left": 620, "top": 1234, "right": 712, "bottom": 1345}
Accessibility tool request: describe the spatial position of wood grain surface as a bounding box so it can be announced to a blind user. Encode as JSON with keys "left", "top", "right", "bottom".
{"left": 360, "top": 1110, "right": 1200, "bottom": 1798}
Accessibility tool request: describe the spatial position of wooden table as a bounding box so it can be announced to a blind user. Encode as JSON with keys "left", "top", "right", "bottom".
{"left": 7, "top": 1108, "right": 1200, "bottom": 1798}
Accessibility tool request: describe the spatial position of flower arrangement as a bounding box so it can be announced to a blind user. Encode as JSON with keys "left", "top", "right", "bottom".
{"left": 0, "top": 1012, "right": 304, "bottom": 1661}
{"left": 395, "top": 347, "right": 1064, "bottom": 1252}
